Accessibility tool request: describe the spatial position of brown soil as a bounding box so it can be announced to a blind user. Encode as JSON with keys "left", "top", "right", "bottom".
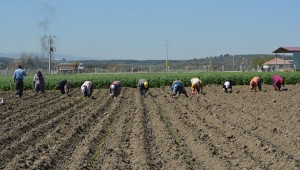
{"left": 0, "top": 85, "right": 299, "bottom": 170}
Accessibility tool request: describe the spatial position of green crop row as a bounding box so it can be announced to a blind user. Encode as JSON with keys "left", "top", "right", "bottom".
{"left": 1, "top": 72, "right": 300, "bottom": 91}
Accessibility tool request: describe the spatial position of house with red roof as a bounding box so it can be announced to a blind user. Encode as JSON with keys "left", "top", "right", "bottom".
{"left": 272, "top": 47, "right": 300, "bottom": 71}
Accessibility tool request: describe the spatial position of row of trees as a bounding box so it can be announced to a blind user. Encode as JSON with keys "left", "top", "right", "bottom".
{"left": 1, "top": 53, "right": 289, "bottom": 74}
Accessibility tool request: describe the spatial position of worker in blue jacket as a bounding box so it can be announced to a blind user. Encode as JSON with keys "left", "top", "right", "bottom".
{"left": 13, "top": 65, "right": 26, "bottom": 98}
{"left": 170, "top": 80, "right": 188, "bottom": 98}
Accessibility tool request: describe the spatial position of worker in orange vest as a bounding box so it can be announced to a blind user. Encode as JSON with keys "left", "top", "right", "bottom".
{"left": 250, "top": 76, "right": 261, "bottom": 92}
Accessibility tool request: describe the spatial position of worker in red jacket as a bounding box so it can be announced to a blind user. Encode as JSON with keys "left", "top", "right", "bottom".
{"left": 272, "top": 75, "right": 285, "bottom": 91}
{"left": 250, "top": 76, "right": 261, "bottom": 92}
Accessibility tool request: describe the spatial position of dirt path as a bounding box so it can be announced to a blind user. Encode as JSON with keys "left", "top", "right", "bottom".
{"left": 0, "top": 85, "right": 299, "bottom": 169}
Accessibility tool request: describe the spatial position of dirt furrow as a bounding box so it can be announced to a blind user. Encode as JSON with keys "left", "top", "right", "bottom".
{"left": 0, "top": 89, "right": 81, "bottom": 144}
{"left": 180, "top": 86, "right": 299, "bottom": 169}
{"left": 207, "top": 87, "right": 300, "bottom": 160}
{"left": 26, "top": 90, "right": 114, "bottom": 169}
{"left": 0, "top": 85, "right": 299, "bottom": 170}
{"left": 76, "top": 93, "right": 124, "bottom": 170}
{"left": 0, "top": 90, "right": 75, "bottom": 123}
{"left": 126, "top": 89, "right": 155, "bottom": 169}
{"left": 176, "top": 94, "right": 276, "bottom": 169}
{"left": 1, "top": 90, "right": 96, "bottom": 169}
{"left": 99, "top": 88, "right": 137, "bottom": 169}
{"left": 146, "top": 89, "right": 201, "bottom": 169}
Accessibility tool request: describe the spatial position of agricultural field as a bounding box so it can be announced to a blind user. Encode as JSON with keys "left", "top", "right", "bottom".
{"left": 1, "top": 72, "right": 300, "bottom": 91}
{"left": 0, "top": 84, "right": 299, "bottom": 169}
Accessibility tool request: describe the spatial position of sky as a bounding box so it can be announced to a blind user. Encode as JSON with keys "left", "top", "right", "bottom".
{"left": 1, "top": 0, "right": 300, "bottom": 60}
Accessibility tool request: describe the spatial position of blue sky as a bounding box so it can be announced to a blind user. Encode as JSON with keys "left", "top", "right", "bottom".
{"left": 1, "top": 0, "right": 299, "bottom": 60}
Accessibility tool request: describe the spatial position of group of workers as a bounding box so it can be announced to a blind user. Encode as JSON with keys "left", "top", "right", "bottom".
{"left": 222, "top": 74, "right": 285, "bottom": 93}
{"left": 13, "top": 65, "right": 286, "bottom": 99}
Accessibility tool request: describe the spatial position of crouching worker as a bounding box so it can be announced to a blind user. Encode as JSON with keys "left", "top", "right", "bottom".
{"left": 223, "top": 80, "right": 233, "bottom": 93}
{"left": 170, "top": 80, "right": 188, "bottom": 98}
{"left": 33, "top": 71, "right": 46, "bottom": 95}
{"left": 137, "top": 79, "right": 149, "bottom": 97}
{"left": 109, "top": 81, "right": 121, "bottom": 98}
{"left": 191, "top": 78, "right": 203, "bottom": 94}
{"left": 272, "top": 74, "right": 285, "bottom": 91}
{"left": 250, "top": 76, "right": 262, "bottom": 92}
{"left": 55, "top": 80, "right": 71, "bottom": 95}
{"left": 81, "top": 81, "right": 93, "bottom": 98}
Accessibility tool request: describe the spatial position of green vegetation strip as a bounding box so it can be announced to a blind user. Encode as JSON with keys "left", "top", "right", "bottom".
{"left": 1, "top": 72, "right": 300, "bottom": 91}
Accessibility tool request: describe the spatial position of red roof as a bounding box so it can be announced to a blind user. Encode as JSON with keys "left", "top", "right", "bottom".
{"left": 273, "top": 47, "right": 300, "bottom": 53}
{"left": 263, "top": 57, "right": 291, "bottom": 65}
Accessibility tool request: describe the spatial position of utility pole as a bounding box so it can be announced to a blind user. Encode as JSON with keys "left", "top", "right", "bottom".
{"left": 165, "top": 40, "right": 169, "bottom": 72}
{"left": 47, "top": 35, "right": 55, "bottom": 74}
{"left": 232, "top": 55, "right": 235, "bottom": 71}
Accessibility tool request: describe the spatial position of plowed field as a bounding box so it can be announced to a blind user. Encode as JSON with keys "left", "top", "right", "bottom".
{"left": 0, "top": 85, "right": 300, "bottom": 170}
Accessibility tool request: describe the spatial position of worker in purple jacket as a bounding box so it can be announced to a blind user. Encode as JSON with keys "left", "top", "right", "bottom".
{"left": 271, "top": 74, "right": 285, "bottom": 91}
{"left": 33, "top": 71, "right": 46, "bottom": 95}
{"left": 109, "top": 81, "right": 122, "bottom": 98}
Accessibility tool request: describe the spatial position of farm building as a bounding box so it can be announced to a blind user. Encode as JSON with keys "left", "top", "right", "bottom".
{"left": 273, "top": 47, "right": 300, "bottom": 71}
{"left": 262, "top": 57, "right": 293, "bottom": 71}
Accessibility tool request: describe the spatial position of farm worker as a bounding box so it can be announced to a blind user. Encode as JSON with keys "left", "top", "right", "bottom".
{"left": 223, "top": 80, "right": 233, "bottom": 93}
{"left": 13, "top": 65, "right": 27, "bottom": 98}
{"left": 272, "top": 74, "right": 285, "bottom": 91}
{"left": 55, "top": 80, "right": 71, "bottom": 95}
{"left": 81, "top": 81, "right": 93, "bottom": 97}
{"left": 33, "top": 71, "right": 46, "bottom": 95}
{"left": 137, "top": 78, "right": 149, "bottom": 96}
{"left": 170, "top": 80, "right": 188, "bottom": 97}
{"left": 109, "top": 81, "right": 122, "bottom": 98}
{"left": 250, "top": 76, "right": 261, "bottom": 92}
{"left": 190, "top": 78, "right": 203, "bottom": 94}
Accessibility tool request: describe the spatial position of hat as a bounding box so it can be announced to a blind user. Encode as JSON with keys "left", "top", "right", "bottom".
{"left": 144, "top": 82, "right": 148, "bottom": 88}
{"left": 224, "top": 81, "right": 230, "bottom": 88}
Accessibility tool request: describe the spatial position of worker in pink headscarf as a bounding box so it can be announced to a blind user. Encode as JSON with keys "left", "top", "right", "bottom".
{"left": 272, "top": 75, "right": 285, "bottom": 91}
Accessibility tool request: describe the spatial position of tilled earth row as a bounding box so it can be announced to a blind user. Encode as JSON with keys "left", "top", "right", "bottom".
{"left": 0, "top": 85, "right": 299, "bottom": 169}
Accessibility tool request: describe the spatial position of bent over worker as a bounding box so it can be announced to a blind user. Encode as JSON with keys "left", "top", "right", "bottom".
{"left": 137, "top": 78, "right": 149, "bottom": 96}
{"left": 250, "top": 76, "right": 262, "bottom": 92}
{"left": 223, "top": 80, "right": 233, "bottom": 93}
{"left": 272, "top": 74, "right": 285, "bottom": 91}
{"left": 170, "top": 80, "right": 188, "bottom": 97}
{"left": 81, "top": 81, "right": 93, "bottom": 97}
{"left": 55, "top": 80, "right": 71, "bottom": 95}
{"left": 190, "top": 78, "right": 203, "bottom": 94}
{"left": 109, "top": 81, "right": 122, "bottom": 98}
